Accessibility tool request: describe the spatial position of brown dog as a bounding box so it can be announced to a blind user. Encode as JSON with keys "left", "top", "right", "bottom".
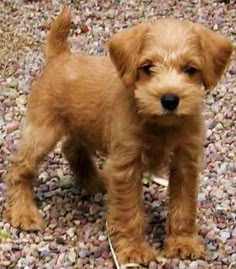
{"left": 5, "top": 7, "right": 232, "bottom": 264}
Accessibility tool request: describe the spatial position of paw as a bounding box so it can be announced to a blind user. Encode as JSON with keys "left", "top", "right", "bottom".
{"left": 117, "top": 240, "right": 157, "bottom": 265}
{"left": 164, "top": 234, "right": 206, "bottom": 259}
{"left": 6, "top": 205, "right": 44, "bottom": 231}
{"left": 79, "top": 174, "right": 106, "bottom": 195}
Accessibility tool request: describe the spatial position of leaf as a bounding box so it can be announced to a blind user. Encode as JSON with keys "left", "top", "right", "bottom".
{"left": 0, "top": 229, "right": 11, "bottom": 239}
{"left": 142, "top": 177, "right": 150, "bottom": 185}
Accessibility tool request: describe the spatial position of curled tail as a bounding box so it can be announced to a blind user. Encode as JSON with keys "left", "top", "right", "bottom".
{"left": 45, "top": 6, "right": 71, "bottom": 60}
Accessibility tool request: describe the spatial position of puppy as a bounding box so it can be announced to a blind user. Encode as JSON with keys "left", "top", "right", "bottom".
{"left": 5, "top": 7, "right": 232, "bottom": 264}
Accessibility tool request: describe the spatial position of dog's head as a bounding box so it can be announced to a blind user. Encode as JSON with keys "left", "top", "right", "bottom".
{"left": 109, "top": 20, "right": 232, "bottom": 125}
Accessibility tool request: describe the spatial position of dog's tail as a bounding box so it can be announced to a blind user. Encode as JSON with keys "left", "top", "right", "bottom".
{"left": 45, "top": 6, "right": 71, "bottom": 60}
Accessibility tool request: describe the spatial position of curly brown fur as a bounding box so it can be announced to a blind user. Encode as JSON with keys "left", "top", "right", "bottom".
{"left": 5, "top": 7, "right": 232, "bottom": 264}
{"left": 62, "top": 136, "right": 105, "bottom": 194}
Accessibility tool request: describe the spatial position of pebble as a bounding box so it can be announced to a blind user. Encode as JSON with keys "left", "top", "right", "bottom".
{"left": 219, "top": 231, "right": 231, "bottom": 243}
{"left": 66, "top": 227, "right": 76, "bottom": 238}
{"left": 49, "top": 243, "right": 59, "bottom": 252}
{"left": 214, "top": 189, "right": 224, "bottom": 199}
{"left": 189, "top": 261, "right": 198, "bottom": 269}
{"left": 8, "top": 79, "right": 18, "bottom": 88}
{"left": 6, "top": 121, "right": 20, "bottom": 133}
{"left": 0, "top": 260, "right": 11, "bottom": 267}
{"left": 149, "top": 261, "right": 158, "bottom": 269}
{"left": 67, "top": 249, "right": 77, "bottom": 264}
{"left": 56, "top": 236, "right": 66, "bottom": 245}
{"left": 179, "top": 261, "right": 186, "bottom": 269}
{"left": 98, "top": 234, "right": 107, "bottom": 241}
{"left": 89, "top": 204, "right": 100, "bottom": 215}
{"left": 94, "top": 193, "right": 103, "bottom": 202}
{"left": 16, "top": 96, "right": 27, "bottom": 105}
{"left": 56, "top": 253, "right": 65, "bottom": 265}
{"left": 44, "top": 235, "right": 54, "bottom": 241}
{"left": 78, "top": 248, "right": 89, "bottom": 258}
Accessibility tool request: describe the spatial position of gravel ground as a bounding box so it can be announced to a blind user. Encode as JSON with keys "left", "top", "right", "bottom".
{"left": 0, "top": 0, "right": 235, "bottom": 268}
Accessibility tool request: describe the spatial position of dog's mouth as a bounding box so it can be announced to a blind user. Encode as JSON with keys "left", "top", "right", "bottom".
{"left": 162, "top": 109, "right": 178, "bottom": 116}
{"left": 147, "top": 113, "right": 183, "bottom": 127}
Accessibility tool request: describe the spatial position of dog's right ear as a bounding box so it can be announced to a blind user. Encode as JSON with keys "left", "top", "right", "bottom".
{"left": 193, "top": 24, "right": 233, "bottom": 90}
{"left": 109, "top": 23, "right": 150, "bottom": 87}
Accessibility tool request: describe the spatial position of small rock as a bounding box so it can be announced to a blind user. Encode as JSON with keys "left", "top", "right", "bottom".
{"left": 8, "top": 79, "right": 18, "bottom": 88}
{"left": 48, "top": 223, "right": 57, "bottom": 230}
{"left": 214, "top": 189, "right": 224, "bottom": 199}
{"left": 12, "top": 244, "right": 21, "bottom": 251}
{"left": 56, "top": 253, "right": 65, "bottom": 265}
{"left": 6, "top": 121, "right": 19, "bottom": 133}
{"left": 206, "top": 230, "right": 215, "bottom": 240}
{"left": 44, "top": 235, "right": 54, "bottom": 241}
{"left": 231, "top": 253, "right": 236, "bottom": 262}
{"left": 94, "top": 247, "right": 103, "bottom": 258}
{"left": 178, "top": 260, "right": 186, "bottom": 269}
{"left": 39, "top": 249, "right": 49, "bottom": 257}
{"left": 67, "top": 249, "right": 77, "bottom": 264}
{"left": 207, "top": 241, "right": 218, "bottom": 251}
{"left": 213, "top": 23, "right": 219, "bottom": 30}
{"left": 66, "top": 227, "right": 76, "bottom": 238}
{"left": 149, "top": 261, "right": 158, "bottom": 269}
{"left": 189, "top": 261, "right": 198, "bottom": 269}
{"left": 78, "top": 248, "right": 89, "bottom": 258}
{"left": 16, "top": 96, "right": 27, "bottom": 105}
{"left": 49, "top": 243, "right": 59, "bottom": 252}
{"left": 102, "top": 251, "right": 109, "bottom": 259}
{"left": 0, "top": 243, "right": 12, "bottom": 251}
{"left": 96, "top": 46, "right": 104, "bottom": 53}
{"left": 89, "top": 204, "right": 100, "bottom": 215}
{"left": 80, "top": 24, "right": 89, "bottom": 33}
{"left": 219, "top": 231, "right": 231, "bottom": 243}
{"left": 0, "top": 260, "right": 11, "bottom": 267}
{"left": 198, "top": 192, "right": 206, "bottom": 201}
{"left": 56, "top": 236, "right": 66, "bottom": 245}
{"left": 3, "top": 88, "right": 18, "bottom": 98}
{"left": 211, "top": 251, "right": 219, "bottom": 260}
{"left": 197, "top": 260, "right": 209, "bottom": 268}
{"left": 98, "top": 234, "right": 107, "bottom": 241}
{"left": 59, "top": 175, "right": 71, "bottom": 188}
{"left": 94, "top": 193, "right": 103, "bottom": 202}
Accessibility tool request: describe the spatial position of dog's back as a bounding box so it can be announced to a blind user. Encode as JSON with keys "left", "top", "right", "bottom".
{"left": 27, "top": 7, "right": 125, "bottom": 152}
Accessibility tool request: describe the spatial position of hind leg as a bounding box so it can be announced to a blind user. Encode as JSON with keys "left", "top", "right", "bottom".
{"left": 62, "top": 136, "right": 105, "bottom": 194}
{"left": 5, "top": 120, "right": 62, "bottom": 230}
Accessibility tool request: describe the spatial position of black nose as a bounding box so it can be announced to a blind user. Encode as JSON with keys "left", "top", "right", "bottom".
{"left": 161, "top": 94, "right": 179, "bottom": 111}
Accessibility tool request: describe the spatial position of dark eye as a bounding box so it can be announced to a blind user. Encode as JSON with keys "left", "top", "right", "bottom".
{"left": 139, "top": 63, "right": 154, "bottom": 75}
{"left": 184, "top": 66, "right": 198, "bottom": 75}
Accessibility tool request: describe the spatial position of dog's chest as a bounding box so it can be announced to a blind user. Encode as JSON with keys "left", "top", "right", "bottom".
{"left": 141, "top": 131, "right": 175, "bottom": 170}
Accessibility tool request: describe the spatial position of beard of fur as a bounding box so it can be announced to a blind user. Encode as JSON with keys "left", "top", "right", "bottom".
{"left": 134, "top": 79, "right": 204, "bottom": 124}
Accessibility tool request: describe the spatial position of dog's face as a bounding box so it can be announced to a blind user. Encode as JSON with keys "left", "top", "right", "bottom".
{"left": 109, "top": 20, "right": 232, "bottom": 125}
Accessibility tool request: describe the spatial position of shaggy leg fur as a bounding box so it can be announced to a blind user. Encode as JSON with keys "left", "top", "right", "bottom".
{"left": 164, "top": 142, "right": 205, "bottom": 259}
{"left": 62, "top": 136, "right": 105, "bottom": 194}
{"left": 5, "top": 121, "right": 62, "bottom": 230}
{"left": 104, "top": 151, "right": 156, "bottom": 265}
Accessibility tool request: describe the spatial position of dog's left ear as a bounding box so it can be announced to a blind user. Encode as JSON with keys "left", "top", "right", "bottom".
{"left": 194, "top": 24, "right": 233, "bottom": 90}
{"left": 109, "top": 23, "right": 150, "bottom": 87}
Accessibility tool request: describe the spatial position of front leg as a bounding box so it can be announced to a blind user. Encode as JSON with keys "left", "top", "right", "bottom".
{"left": 103, "top": 147, "right": 156, "bottom": 265}
{"left": 164, "top": 138, "right": 205, "bottom": 259}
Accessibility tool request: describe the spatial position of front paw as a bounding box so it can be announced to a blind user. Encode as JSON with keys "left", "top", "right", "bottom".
{"left": 164, "top": 234, "right": 206, "bottom": 259}
{"left": 117, "top": 240, "right": 157, "bottom": 265}
{"left": 6, "top": 204, "right": 44, "bottom": 231}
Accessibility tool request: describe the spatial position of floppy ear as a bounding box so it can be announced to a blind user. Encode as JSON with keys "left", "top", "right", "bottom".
{"left": 109, "top": 23, "right": 150, "bottom": 87}
{"left": 194, "top": 24, "right": 233, "bottom": 90}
